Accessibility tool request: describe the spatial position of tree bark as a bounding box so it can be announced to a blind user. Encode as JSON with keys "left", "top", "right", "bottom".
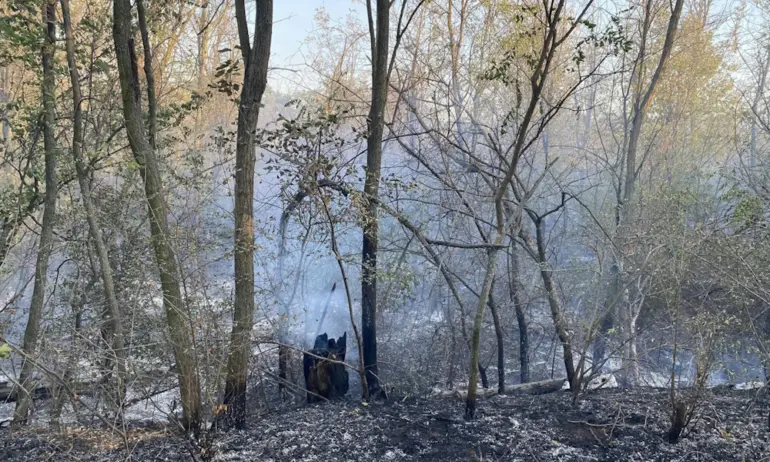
{"left": 50, "top": 275, "right": 87, "bottom": 430}
{"left": 508, "top": 245, "right": 529, "bottom": 383}
{"left": 487, "top": 288, "right": 505, "bottom": 393}
{"left": 0, "top": 220, "right": 20, "bottom": 270}
{"left": 464, "top": 246, "right": 502, "bottom": 420}
{"left": 595, "top": 258, "right": 619, "bottom": 368}
{"left": 222, "top": 0, "right": 272, "bottom": 429}
{"left": 12, "top": 0, "right": 58, "bottom": 427}
{"left": 136, "top": 0, "right": 157, "bottom": 149}
{"left": 750, "top": 45, "right": 770, "bottom": 168}
{"left": 61, "top": 0, "right": 126, "bottom": 412}
{"left": 276, "top": 189, "right": 311, "bottom": 399}
{"left": 535, "top": 218, "right": 576, "bottom": 389}
{"left": 623, "top": 0, "right": 684, "bottom": 204}
{"left": 361, "top": 0, "right": 391, "bottom": 398}
{"left": 112, "top": 0, "right": 202, "bottom": 432}
{"left": 194, "top": 1, "right": 212, "bottom": 143}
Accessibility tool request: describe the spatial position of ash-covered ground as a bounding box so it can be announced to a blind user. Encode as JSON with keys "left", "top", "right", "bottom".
{"left": 0, "top": 387, "right": 767, "bottom": 461}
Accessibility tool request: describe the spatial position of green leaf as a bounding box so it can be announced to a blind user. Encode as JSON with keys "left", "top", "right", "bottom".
{"left": 0, "top": 343, "right": 11, "bottom": 359}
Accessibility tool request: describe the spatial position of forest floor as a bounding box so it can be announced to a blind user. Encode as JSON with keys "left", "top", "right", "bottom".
{"left": 0, "top": 386, "right": 767, "bottom": 461}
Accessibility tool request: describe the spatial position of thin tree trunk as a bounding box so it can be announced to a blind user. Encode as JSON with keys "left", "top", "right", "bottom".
{"left": 593, "top": 260, "right": 620, "bottom": 372}
{"left": 50, "top": 274, "right": 89, "bottom": 430}
{"left": 615, "top": 0, "right": 684, "bottom": 384}
{"left": 361, "top": 0, "right": 390, "bottom": 398}
{"left": 276, "top": 190, "right": 310, "bottom": 398}
{"left": 61, "top": 0, "right": 126, "bottom": 412}
{"left": 765, "top": 305, "right": 770, "bottom": 431}
{"left": 12, "top": 1, "right": 58, "bottom": 427}
{"left": 464, "top": 246, "right": 502, "bottom": 420}
{"left": 0, "top": 224, "right": 16, "bottom": 270}
{"left": 535, "top": 219, "right": 576, "bottom": 388}
{"left": 463, "top": 0, "right": 563, "bottom": 417}
{"left": 597, "top": 0, "right": 685, "bottom": 372}
{"left": 112, "top": 0, "right": 202, "bottom": 432}
{"left": 628, "top": 313, "right": 639, "bottom": 385}
{"left": 487, "top": 288, "right": 505, "bottom": 393}
{"left": 194, "top": 2, "right": 211, "bottom": 145}
{"left": 222, "top": 0, "right": 272, "bottom": 429}
{"left": 624, "top": 0, "right": 684, "bottom": 203}
{"left": 508, "top": 244, "right": 529, "bottom": 383}
{"left": 136, "top": 0, "right": 157, "bottom": 149}
{"left": 478, "top": 363, "right": 489, "bottom": 389}
{"left": 447, "top": 0, "right": 468, "bottom": 148}
{"left": 750, "top": 45, "right": 770, "bottom": 169}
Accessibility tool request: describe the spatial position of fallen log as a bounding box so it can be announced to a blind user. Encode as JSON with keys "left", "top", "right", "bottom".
{"left": 436, "top": 387, "right": 499, "bottom": 400}
{"left": 507, "top": 378, "right": 567, "bottom": 395}
{"left": 435, "top": 378, "right": 567, "bottom": 400}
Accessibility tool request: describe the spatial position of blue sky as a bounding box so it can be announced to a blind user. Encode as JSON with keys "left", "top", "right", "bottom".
{"left": 272, "top": 0, "right": 365, "bottom": 66}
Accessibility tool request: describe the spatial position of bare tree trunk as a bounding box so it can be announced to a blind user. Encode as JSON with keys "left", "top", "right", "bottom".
{"left": 0, "top": 224, "right": 16, "bottom": 270}
{"left": 12, "top": 1, "right": 58, "bottom": 427}
{"left": 61, "top": 0, "right": 126, "bottom": 413}
{"left": 750, "top": 45, "right": 770, "bottom": 169}
{"left": 478, "top": 363, "right": 489, "bottom": 389}
{"left": 50, "top": 273, "right": 90, "bottom": 430}
{"left": 447, "top": 0, "right": 468, "bottom": 148}
{"left": 616, "top": 0, "right": 683, "bottom": 384}
{"left": 597, "top": 0, "right": 685, "bottom": 372}
{"left": 508, "top": 244, "right": 529, "bottom": 383}
{"left": 464, "top": 0, "right": 570, "bottom": 417}
{"left": 112, "top": 0, "right": 202, "bottom": 432}
{"left": 464, "top": 246, "right": 502, "bottom": 419}
{"left": 194, "top": 1, "right": 211, "bottom": 143}
{"left": 487, "top": 288, "right": 505, "bottom": 393}
{"left": 534, "top": 219, "right": 576, "bottom": 388}
{"left": 765, "top": 307, "right": 770, "bottom": 431}
{"left": 593, "top": 260, "right": 620, "bottom": 371}
{"left": 361, "top": 0, "right": 391, "bottom": 398}
{"left": 628, "top": 312, "right": 639, "bottom": 385}
{"left": 276, "top": 190, "right": 311, "bottom": 399}
{"left": 136, "top": 0, "right": 157, "bottom": 149}
{"left": 222, "top": 0, "right": 272, "bottom": 429}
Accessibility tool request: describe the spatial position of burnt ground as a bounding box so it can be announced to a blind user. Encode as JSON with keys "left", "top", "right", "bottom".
{"left": 0, "top": 387, "right": 768, "bottom": 461}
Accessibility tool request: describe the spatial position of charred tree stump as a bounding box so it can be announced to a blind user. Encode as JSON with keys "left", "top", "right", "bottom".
{"left": 303, "top": 333, "right": 349, "bottom": 403}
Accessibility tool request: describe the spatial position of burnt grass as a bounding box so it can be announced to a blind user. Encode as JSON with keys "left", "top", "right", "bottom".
{"left": 1, "top": 387, "right": 768, "bottom": 461}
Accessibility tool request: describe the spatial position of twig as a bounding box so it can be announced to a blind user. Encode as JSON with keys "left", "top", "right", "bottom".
{"left": 262, "top": 370, "right": 329, "bottom": 403}
{"left": 588, "top": 427, "right": 606, "bottom": 448}
{"left": 0, "top": 335, "right": 127, "bottom": 440}
{"left": 260, "top": 341, "right": 360, "bottom": 374}
{"left": 566, "top": 420, "right": 614, "bottom": 428}
{"left": 313, "top": 282, "right": 337, "bottom": 339}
